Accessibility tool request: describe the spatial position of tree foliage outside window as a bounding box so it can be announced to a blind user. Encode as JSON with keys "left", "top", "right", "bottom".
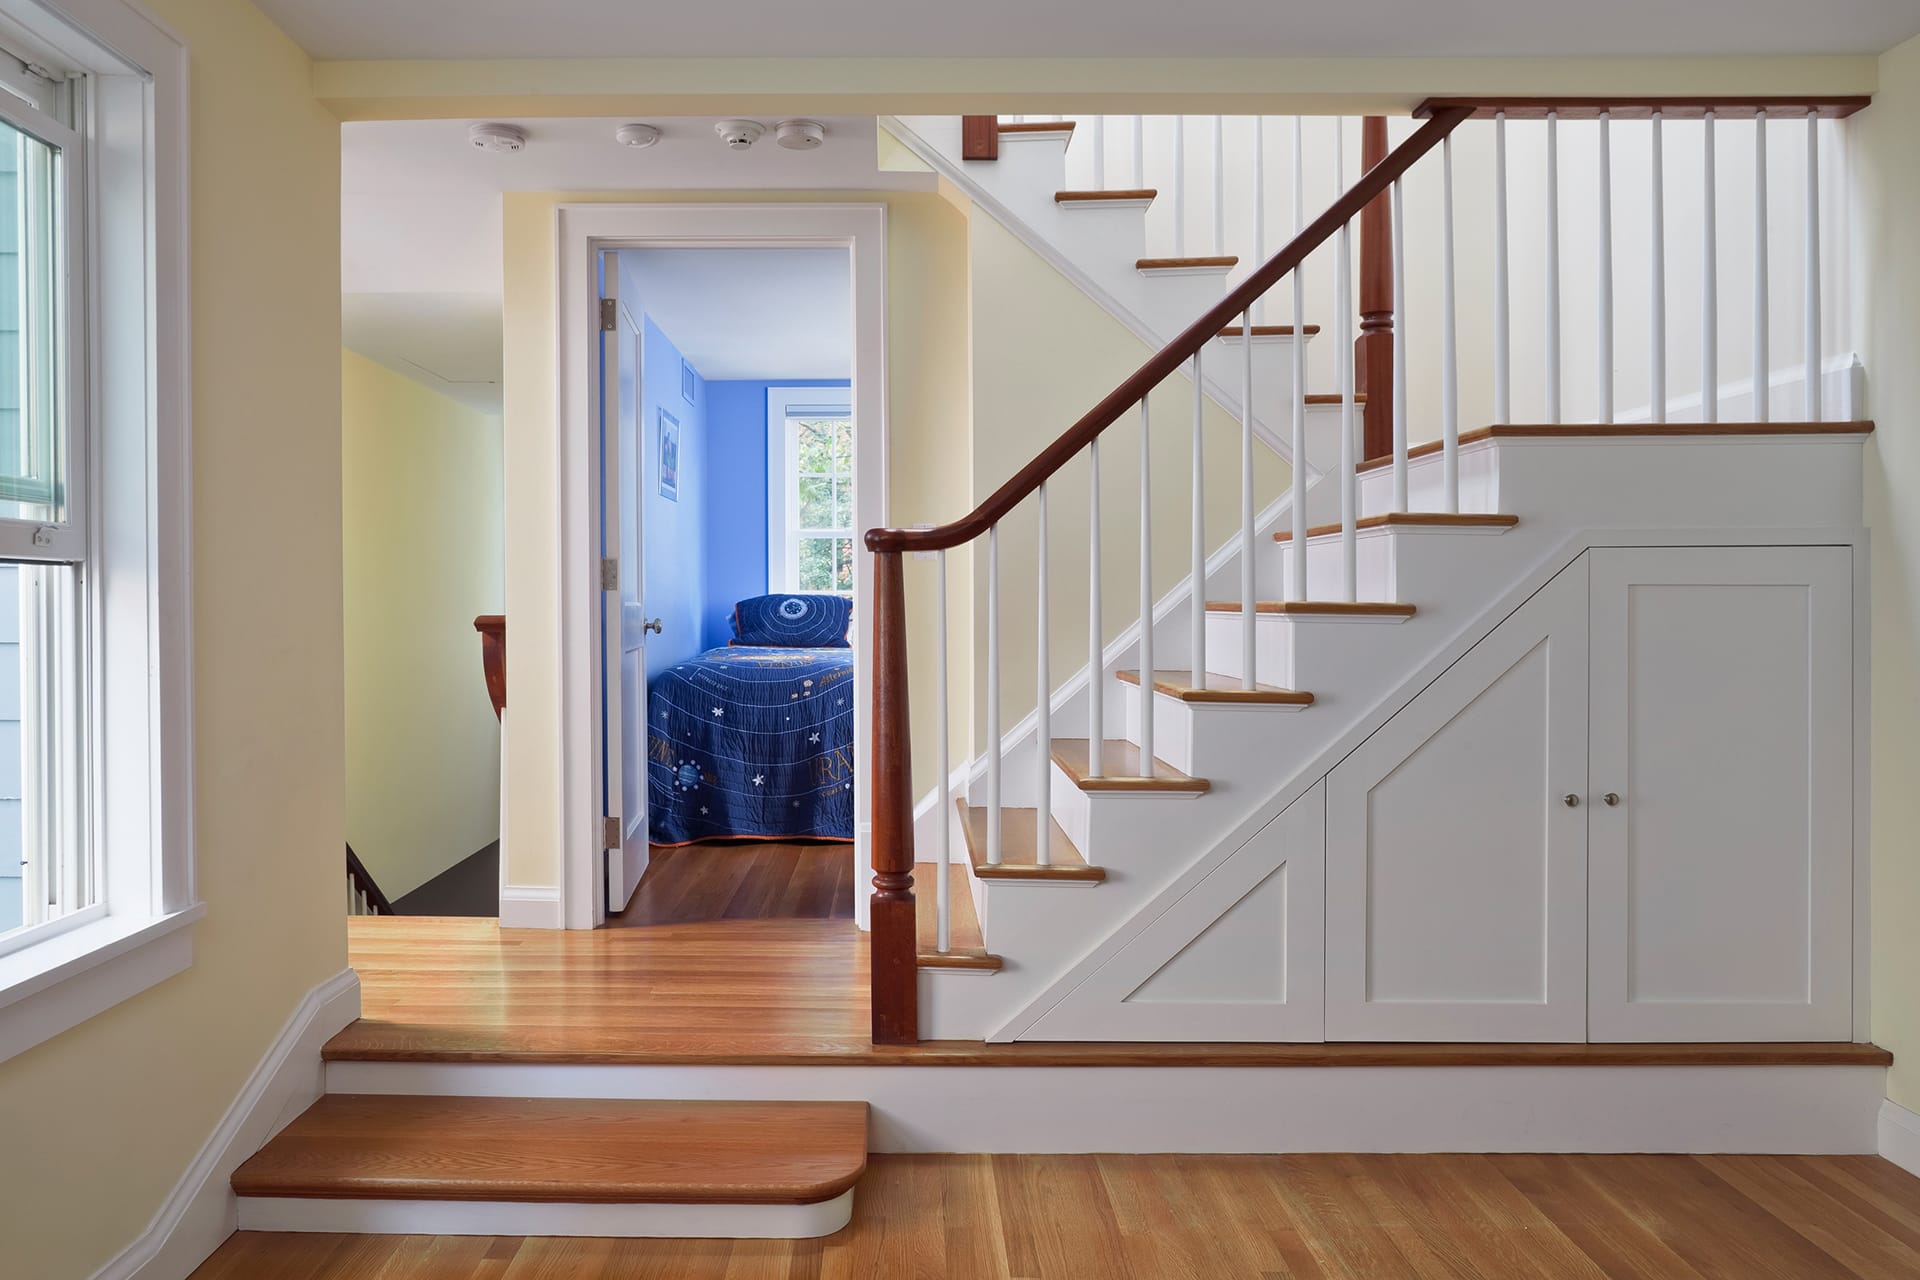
{"left": 791, "top": 416, "right": 853, "bottom": 594}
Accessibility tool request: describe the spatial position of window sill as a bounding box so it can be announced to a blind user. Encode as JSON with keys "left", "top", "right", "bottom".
{"left": 0, "top": 902, "right": 205, "bottom": 1064}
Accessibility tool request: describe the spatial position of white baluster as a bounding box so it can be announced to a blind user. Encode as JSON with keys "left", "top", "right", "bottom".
{"left": 1441, "top": 132, "right": 1460, "bottom": 513}
{"left": 1190, "top": 352, "right": 1207, "bottom": 686}
{"left": 1493, "top": 110, "right": 1510, "bottom": 425}
{"left": 1754, "top": 111, "right": 1770, "bottom": 422}
{"left": 1392, "top": 173, "right": 1409, "bottom": 511}
{"left": 1034, "top": 483, "right": 1051, "bottom": 867}
{"left": 1701, "top": 110, "right": 1718, "bottom": 423}
{"left": 1290, "top": 125, "right": 1307, "bottom": 598}
{"left": 986, "top": 523, "right": 1001, "bottom": 865}
{"left": 1649, "top": 110, "right": 1666, "bottom": 423}
{"left": 1336, "top": 119, "right": 1357, "bottom": 600}
{"left": 1172, "top": 117, "right": 1187, "bottom": 257}
{"left": 1242, "top": 309, "right": 1258, "bottom": 686}
{"left": 1251, "top": 117, "right": 1266, "bottom": 321}
{"left": 1805, "top": 109, "right": 1821, "bottom": 421}
{"left": 1137, "top": 396, "right": 1155, "bottom": 771}
{"left": 1091, "top": 116, "right": 1107, "bottom": 190}
{"left": 1598, "top": 111, "right": 1615, "bottom": 423}
{"left": 935, "top": 547, "right": 951, "bottom": 951}
{"left": 1087, "top": 439, "right": 1103, "bottom": 778}
{"left": 1544, "top": 111, "right": 1562, "bottom": 425}
{"left": 1131, "top": 115, "right": 1145, "bottom": 190}
{"left": 1211, "top": 115, "right": 1225, "bottom": 257}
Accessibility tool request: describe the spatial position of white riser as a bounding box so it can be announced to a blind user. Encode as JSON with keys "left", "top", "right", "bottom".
{"left": 1280, "top": 522, "right": 1522, "bottom": 603}
{"left": 1205, "top": 611, "right": 1293, "bottom": 686}
{"left": 1355, "top": 439, "right": 1502, "bottom": 518}
{"left": 1135, "top": 268, "right": 1234, "bottom": 325}
{"left": 236, "top": 1191, "right": 854, "bottom": 1240}
{"left": 988, "top": 132, "right": 1070, "bottom": 196}
{"left": 1053, "top": 201, "right": 1148, "bottom": 263}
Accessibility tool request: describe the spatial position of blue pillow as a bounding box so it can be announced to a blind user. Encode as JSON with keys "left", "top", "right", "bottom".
{"left": 731, "top": 594, "right": 853, "bottom": 648}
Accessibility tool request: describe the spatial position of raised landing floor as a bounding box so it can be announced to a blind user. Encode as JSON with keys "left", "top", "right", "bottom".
{"left": 197, "top": 1150, "right": 1920, "bottom": 1278}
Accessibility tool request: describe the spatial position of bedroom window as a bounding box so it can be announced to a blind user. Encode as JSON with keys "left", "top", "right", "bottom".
{"left": 766, "top": 388, "right": 854, "bottom": 596}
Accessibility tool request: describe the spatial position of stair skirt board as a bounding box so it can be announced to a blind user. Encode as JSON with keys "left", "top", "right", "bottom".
{"left": 235, "top": 1191, "right": 854, "bottom": 1239}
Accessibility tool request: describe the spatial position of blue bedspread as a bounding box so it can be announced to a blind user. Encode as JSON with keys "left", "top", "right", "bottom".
{"left": 647, "top": 646, "right": 855, "bottom": 846}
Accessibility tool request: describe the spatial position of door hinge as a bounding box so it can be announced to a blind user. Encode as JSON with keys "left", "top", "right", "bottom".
{"left": 603, "top": 815, "right": 621, "bottom": 849}
{"left": 600, "top": 557, "right": 619, "bottom": 590}
{"left": 599, "top": 297, "right": 617, "bottom": 331}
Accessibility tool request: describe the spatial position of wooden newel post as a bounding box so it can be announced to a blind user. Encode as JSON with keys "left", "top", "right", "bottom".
{"left": 1356, "top": 116, "right": 1395, "bottom": 462}
{"left": 868, "top": 547, "right": 920, "bottom": 1044}
{"left": 961, "top": 116, "right": 1000, "bottom": 161}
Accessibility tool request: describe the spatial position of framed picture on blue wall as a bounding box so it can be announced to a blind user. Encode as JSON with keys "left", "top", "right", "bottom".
{"left": 658, "top": 408, "right": 680, "bottom": 502}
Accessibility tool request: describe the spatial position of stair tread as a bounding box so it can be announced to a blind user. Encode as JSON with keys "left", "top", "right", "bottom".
{"left": 1356, "top": 421, "right": 1876, "bottom": 474}
{"left": 1207, "top": 599, "right": 1418, "bottom": 618}
{"left": 230, "top": 1096, "right": 868, "bottom": 1205}
{"left": 1117, "top": 669, "right": 1315, "bottom": 706}
{"left": 956, "top": 799, "right": 1104, "bottom": 880}
{"left": 1138, "top": 255, "right": 1238, "bottom": 270}
{"left": 1303, "top": 392, "right": 1369, "bottom": 405}
{"left": 917, "top": 860, "right": 1002, "bottom": 968}
{"left": 1217, "top": 323, "right": 1321, "bottom": 337}
{"left": 998, "top": 120, "right": 1075, "bottom": 135}
{"left": 1051, "top": 738, "right": 1210, "bottom": 792}
{"left": 1273, "top": 512, "right": 1520, "bottom": 542}
{"left": 1056, "top": 188, "right": 1156, "bottom": 202}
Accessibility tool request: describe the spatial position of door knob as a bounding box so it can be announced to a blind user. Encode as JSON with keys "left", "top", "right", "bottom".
{"left": 1603, "top": 792, "right": 1621, "bottom": 806}
{"left": 644, "top": 618, "right": 663, "bottom": 635}
{"left": 1563, "top": 793, "right": 1581, "bottom": 808}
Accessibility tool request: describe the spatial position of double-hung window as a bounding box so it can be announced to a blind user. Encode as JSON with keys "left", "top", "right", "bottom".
{"left": 0, "top": 0, "right": 193, "bottom": 1064}
{"left": 765, "top": 388, "right": 854, "bottom": 596}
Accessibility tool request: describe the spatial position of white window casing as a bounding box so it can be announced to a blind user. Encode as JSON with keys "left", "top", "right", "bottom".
{"left": 765, "top": 386, "right": 854, "bottom": 595}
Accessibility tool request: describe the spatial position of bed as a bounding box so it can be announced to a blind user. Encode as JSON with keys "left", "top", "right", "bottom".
{"left": 646, "top": 595, "right": 855, "bottom": 847}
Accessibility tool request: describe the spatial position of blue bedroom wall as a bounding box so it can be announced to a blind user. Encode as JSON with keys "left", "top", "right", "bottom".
{"left": 700, "top": 378, "right": 851, "bottom": 650}
{"left": 639, "top": 314, "right": 707, "bottom": 674}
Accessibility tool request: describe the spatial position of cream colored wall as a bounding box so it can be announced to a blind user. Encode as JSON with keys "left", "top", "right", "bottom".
{"left": 0, "top": 2, "right": 345, "bottom": 1276}
{"left": 1855, "top": 32, "right": 1920, "bottom": 1108}
{"left": 499, "top": 190, "right": 972, "bottom": 887}
{"left": 967, "top": 212, "right": 1290, "bottom": 740}
{"left": 343, "top": 350, "right": 502, "bottom": 899}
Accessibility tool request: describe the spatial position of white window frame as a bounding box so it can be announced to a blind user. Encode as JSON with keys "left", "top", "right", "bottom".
{"left": 764, "top": 387, "right": 854, "bottom": 595}
{"left": 0, "top": 0, "right": 196, "bottom": 1065}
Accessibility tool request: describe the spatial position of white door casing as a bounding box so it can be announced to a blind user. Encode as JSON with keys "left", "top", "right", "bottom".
{"left": 1586, "top": 545, "right": 1853, "bottom": 1042}
{"left": 1326, "top": 558, "right": 1590, "bottom": 1042}
{"left": 1022, "top": 782, "right": 1325, "bottom": 1042}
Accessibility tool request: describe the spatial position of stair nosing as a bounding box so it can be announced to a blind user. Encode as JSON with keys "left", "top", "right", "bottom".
{"left": 1115, "top": 668, "right": 1315, "bottom": 706}
{"left": 1050, "top": 737, "right": 1210, "bottom": 793}
{"left": 1217, "top": 323, "right": 1322, "bottom": 338}
{"left": 1206, "top": 600, "right": 1418, "bottom": 618}
{"left": 1137, "top": 255, "right": 1238, "bottom": 271}
{"left": 1273, "top": 513, "right": 1520, "bottom": 543}
{"left": 1056, "top": 188, "right": 1156, "bottom": 203}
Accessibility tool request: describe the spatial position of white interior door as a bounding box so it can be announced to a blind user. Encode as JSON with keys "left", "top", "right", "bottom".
{"left": 600, "top": 257, "right": 651, "bottom": 913}
{"left": 1587, "top": 546, "right": 1854, "bottom": 1042}
{"left": 1326, "top": 559, "right": 1590, "bottom": 1042}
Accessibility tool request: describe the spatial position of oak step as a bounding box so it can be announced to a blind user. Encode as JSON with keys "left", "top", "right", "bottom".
{"left": 917, "top": 860, "right": 1002, "bottom": 969}
{"left": 1051, "top": 738, "right": 1210, "bottom": 793}
{"left": 1304, "top": 392, "right": 1368, "bottom": 405}
{"left": 1357, "top": 420, "right": 1875, "bottom": 474}
{"left": 998, "top": 120, "right": 1075, "bottom": 136}
{"left": 1217, "top": 323, "right": 1321, "bottom": 338}
{"left": 1056, "top": 188, "right": 1156, "bottom": 204}
{"left": 232, "top": 1095, "right": 868, "bottom": 1205}
{"left": 1117, "top": 669, "right": 1315, "bottom": 707}
{"left": 1273, "top": 512, "right": 1520, "bottom": 542}
{"left": 1137, "top": 255, "right": 1238, "bottom": 272}
{"left": 1206, "top": 599, "right": 1418, "bottom": 619}
{"left": 956, "top": 799, "right": 1105, "bottom": 881}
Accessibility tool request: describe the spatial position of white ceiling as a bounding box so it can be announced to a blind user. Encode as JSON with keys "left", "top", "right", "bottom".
{"left": 341, "top": 116, "right": 920, "bottom": 411}
{"left": 618, "top": 249, "right": 851, "bottom": 382}
{"left": 262, "top": 0, "right": 1920, "bottom": 59}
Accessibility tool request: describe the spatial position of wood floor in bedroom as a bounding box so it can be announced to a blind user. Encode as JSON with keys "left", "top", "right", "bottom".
{"left": 192, "top": 1151, "right": 1920, "bottom": 1279}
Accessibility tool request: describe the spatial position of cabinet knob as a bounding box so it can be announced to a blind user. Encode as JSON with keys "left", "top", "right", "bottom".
{"left": 1603, "top": 792, "right": 1621, "bottom": 806}
{"left": 1563, "top": 793, "right": 1581, "bottom": 808}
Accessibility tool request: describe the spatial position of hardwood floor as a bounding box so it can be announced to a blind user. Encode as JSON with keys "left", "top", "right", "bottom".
{"left": 613, "top": 841, "right": 854, "bottom": 926}
{"left": 192, "top": 1151, "right": 1920, "bottom": 1278}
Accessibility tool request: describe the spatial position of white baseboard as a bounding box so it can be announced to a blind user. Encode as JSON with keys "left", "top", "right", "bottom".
{"left": 235, "top": 1189, "right": 854, "bottom": 1240}
{"left": 328, "top": 1059, "right": 1884, "bottom": 1156}
{"left": 1879, "top": 1098, "right": 1920, "bottom": 1178}
{"left": 498, "top": 884, "right": 564, "bottom": 930}
{"left": 91, "top": 967, "right": 361, "bottom": 1280}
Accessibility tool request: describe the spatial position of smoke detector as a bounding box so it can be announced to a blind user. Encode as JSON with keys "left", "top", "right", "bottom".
{"left": 775, "top": 119, "right": 827, "bottom": 151}
{"left": 468, "top": 122, "right": 528, "bottom": 154}
{"left": 616, "top": 122, "right": 661, "bottom": 149}
{"left": 714, "top": 119, "right": 765, "bottom": 150}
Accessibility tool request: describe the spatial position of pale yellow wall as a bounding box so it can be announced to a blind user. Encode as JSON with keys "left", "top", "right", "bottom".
{"left": 0, "top": 2, "right": 345, "bottom": 1276}
{"left": 967, "top": 213, "right": 1290, "bottom": 740}
{"left": 343, "top": 350, "right": 502, "bottom": 899}
{"left": 1855, "top": 32, "right": 1920, "bottom": 1107}
{"left": 500, "top": 190, "right": 973, "bottom": 887}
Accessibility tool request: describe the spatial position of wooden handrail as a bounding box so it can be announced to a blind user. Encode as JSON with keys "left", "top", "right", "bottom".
{"left": 474, "top": 615, "right": 506, "bottom": 720}
{"left": 864, "top": 106, "right": 1474, "bottom": 557}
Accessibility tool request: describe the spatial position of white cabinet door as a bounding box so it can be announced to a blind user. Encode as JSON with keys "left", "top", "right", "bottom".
{"left": 1587, "top": 546, "right": 1853, "bottom": 1042}
{"left": 1327, "top": 560, "right": 1590, "bottom": 1041}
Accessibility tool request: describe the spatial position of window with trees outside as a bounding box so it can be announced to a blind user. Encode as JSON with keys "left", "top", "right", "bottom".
{"left": 765, "top": 388, "right": 854, "bottom": 598}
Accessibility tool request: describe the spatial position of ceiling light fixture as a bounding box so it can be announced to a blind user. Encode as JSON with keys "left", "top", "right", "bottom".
{"left": 775, "top": 119, "right": 827, "bottom": 151}
{"left": 616, "top": 122, "right": 661, "bottom": 149}
{"left": 715, "top": 119, "right": 765, "bottom": 150}
{"left": 467, "top": 122, "right": 528, "bottom": 154}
